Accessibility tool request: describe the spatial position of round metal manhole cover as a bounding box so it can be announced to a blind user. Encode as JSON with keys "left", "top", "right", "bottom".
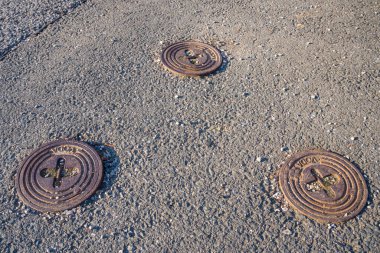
{"left": 161, "top": 41, "right": 223, "bottom": 76}
{"left": 15, "top": 140, "right": 103, "bottom": 212}
{"left": 279, "top": 149, "right": 368, "bottom": 223}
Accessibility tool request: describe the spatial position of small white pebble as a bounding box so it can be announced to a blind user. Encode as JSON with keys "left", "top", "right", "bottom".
{"left": 256, "top": 156, "right": 266, "bottom": 162}
{"left": 282, "top": 229, "right": 292, "bottom": 235}
{"left": 328, "top": 224, "right": 336, "bottom": 229}
{"left": 350, "top": 136, "right": 358, "bottom": 141}
{"left": 281, "top": 206, "right": 289, "bottom": 212}
{"left": 311, "top": 94, "right": 319, "bottom": 99}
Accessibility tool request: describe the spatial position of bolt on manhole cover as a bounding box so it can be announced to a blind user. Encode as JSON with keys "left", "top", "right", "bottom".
{"left": 15, "top": 140, "right": 103, "bottom": 212}
{"left": 279, "top": 149, "right": 368, "bottom": 223}
{"left": 161, "top": 41, "right": 223, "bottom": 76}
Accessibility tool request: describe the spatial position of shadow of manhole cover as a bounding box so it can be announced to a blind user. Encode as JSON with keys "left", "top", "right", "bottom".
{"left": 161, "top": 41, "right": 223, "bottom": 76}
{"left": 279, "top": 149, "right": 368, "bottom": 223}
{"left": 15, "top": 140, "right": 103, "bottom": 212}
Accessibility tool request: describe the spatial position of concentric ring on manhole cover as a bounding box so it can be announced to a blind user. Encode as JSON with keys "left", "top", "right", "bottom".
{"left": 15, "top": 140, "right": 103, "bottom": 212}
{"left": 279, "top": 149, "right": 368, "bottom": 223}
{"left": 161, "top": 41, "right": 223, "bottom": 76}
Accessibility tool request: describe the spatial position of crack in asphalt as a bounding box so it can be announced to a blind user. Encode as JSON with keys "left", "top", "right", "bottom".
{"left": 0, "top": 0, "right": 87, "bottom": 61}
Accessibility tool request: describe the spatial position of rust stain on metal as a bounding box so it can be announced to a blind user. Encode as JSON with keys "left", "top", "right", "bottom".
{"left": 15, "top": 139, "right": 103, "bottom": 212}
{"left": 161, "top": 41, "right": 223, "bottom": 76}
{"left": 279, "top": 149, "right": 368, "bottom": 223}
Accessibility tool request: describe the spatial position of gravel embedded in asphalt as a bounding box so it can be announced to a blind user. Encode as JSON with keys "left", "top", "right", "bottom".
{"left": 0, "top": 0, "right": 379, "bottom": 252}
{"left": 0, "top": 0, "right": 86, "bottom": 60}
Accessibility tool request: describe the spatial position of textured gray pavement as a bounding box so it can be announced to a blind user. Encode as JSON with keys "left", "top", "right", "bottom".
{"left": 0, "top": 0, "right": 379, "bottom": 252}
{"left": 0, "top": 0, "right": 85, "bottom": 59}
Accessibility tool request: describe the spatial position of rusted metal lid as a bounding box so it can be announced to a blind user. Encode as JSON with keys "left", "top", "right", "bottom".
{"left": 161, "top": 41, "right": 223, "bottom": 76}
{"left": 279, "top": 149, "right": 368, "bottom": 223}
{"left": 15, "top": 139, "right": 103, "bottom": 212}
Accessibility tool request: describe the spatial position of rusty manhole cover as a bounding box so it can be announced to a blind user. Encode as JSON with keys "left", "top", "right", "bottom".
{"left": 161, "top": 41, "right": 223, "bottom": 76}
{"left": 15, "top": 140, "right": 103, "bottom": 212}
{"left": 279, "top": 149, "right": 368, "bottom": 223}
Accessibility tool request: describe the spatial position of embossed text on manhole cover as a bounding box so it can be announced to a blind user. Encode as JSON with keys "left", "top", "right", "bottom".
{"left": 161, "top": 41, "right": 223, "bottom": 76}
{"left": 279, "top": 149, "right": 368, "bottom": 223}
{"left": 16, "top": 140, "right": 103, "bottom": 212}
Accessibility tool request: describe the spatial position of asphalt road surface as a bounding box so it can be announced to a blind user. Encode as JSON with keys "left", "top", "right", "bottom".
{"left": 0, "top": 0, "right": 86, "bottom": 59}
{"left": 0, "top": 0, "right": 379, "bottom": 252}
